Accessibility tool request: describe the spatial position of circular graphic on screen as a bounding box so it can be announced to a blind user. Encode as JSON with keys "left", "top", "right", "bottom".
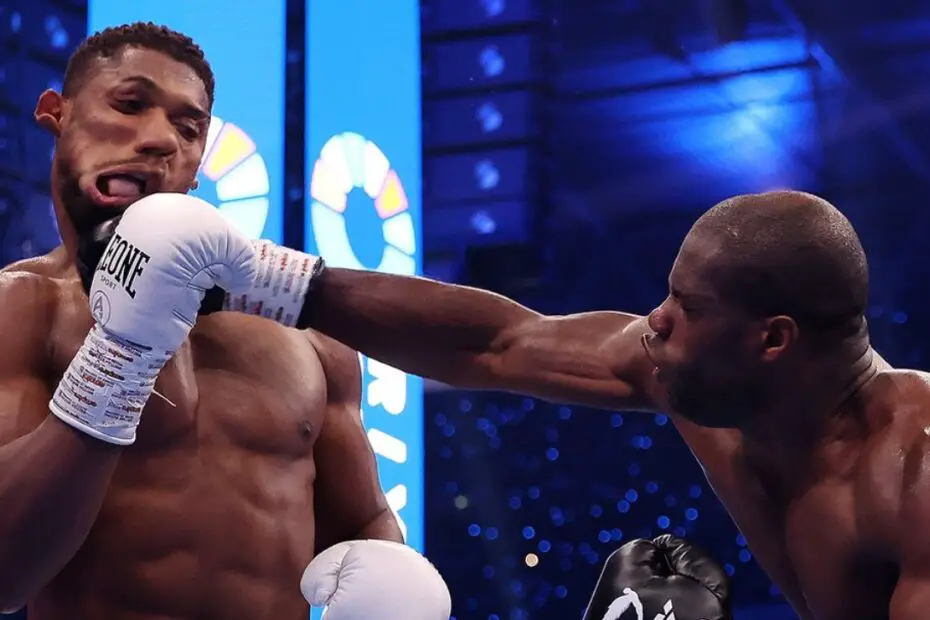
{"left": 197, "top": 115, "right": 270, "bottom": 239}
{"left": 309, "top": 132, "right": 416, "bottom": 276}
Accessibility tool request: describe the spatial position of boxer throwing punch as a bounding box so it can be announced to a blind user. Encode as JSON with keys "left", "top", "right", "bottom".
{"left": 169, "top": 189, "right": 930, "bottom": 619}
{"left": 0, "top": 23, "right": 449, "bottom": 620}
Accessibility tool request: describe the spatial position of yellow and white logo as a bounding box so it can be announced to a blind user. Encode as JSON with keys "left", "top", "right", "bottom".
{"left": 198, "top": 115, "right": 271, "bottom": 239}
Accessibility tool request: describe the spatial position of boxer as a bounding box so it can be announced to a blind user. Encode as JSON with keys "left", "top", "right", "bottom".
{"left": 583, "top": 535, "right": 731, "bottom": 620}
{"left": 0, "top": 23, "right": 449, "bottom": 620}
{"left": 185, "top": 190, "right": 930, "bottom": 619}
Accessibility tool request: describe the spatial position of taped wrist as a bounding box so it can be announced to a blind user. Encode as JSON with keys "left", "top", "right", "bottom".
{"left": 49, "top": 325, "right": 170, "bottom": 445}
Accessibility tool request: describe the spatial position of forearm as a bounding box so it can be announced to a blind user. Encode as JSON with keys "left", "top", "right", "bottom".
{"left": 0, "top": 416, "right": 121, "bottom": 608}
{"left": 353, "top": 508, "right": 404, "bottom": 544}
{"left": 309, "top": 267, "right": 539, "bottom": 386}
{"left": 315, "top": 508, "right": 404, "bottom": 557}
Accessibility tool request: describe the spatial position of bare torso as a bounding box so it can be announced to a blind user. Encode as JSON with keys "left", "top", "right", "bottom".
{"left": 675, "top": 366, "right": 924, "bottom": 620}
{"left": 17, "top": 254, "right": 334, "bottom": 620}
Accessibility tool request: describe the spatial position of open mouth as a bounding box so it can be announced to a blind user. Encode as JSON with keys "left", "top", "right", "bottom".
{"left": 93, "top": 172, "right": 148, "bottom": 206}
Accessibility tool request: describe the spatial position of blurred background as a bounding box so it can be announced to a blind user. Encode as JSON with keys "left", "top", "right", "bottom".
{"left": 3, "top": 0, "right": 930, "bottom": 618}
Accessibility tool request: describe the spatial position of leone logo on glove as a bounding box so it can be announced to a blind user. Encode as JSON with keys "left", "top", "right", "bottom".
{"left": 96, "top": 233, "right": 151, "bottom": 299}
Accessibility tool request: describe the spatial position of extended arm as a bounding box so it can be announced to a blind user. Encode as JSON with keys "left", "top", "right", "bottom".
{"left": 309, "top": 267, "right": 659, "bottom": 411}
{"left": 88, "top": 204, "right": 657, "bottom": 411}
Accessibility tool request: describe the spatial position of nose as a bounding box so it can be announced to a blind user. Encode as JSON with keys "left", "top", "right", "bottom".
{"left": 134, "top": 111, "right": 179, "bottom": 158}
{"left": 647, "top": 298, "right": 673, "bottom": 339}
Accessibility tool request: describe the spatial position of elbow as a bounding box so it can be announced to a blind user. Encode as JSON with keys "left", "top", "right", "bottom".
{"left": 470, "top": 317, "right": 538, "bottom": 389}
{"left": 427, "top": 316, "right": 540, "bottom": 391}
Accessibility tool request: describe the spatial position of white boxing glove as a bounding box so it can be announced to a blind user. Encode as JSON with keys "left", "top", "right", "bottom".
{"left": 301, "top": 540, "right": 451, "bottom": 620}
{"left": 49, "top": 193, "right": 256, "bottom": 445}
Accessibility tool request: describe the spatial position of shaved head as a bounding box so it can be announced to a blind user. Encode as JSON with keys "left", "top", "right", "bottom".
{"left": 652, "top": 190, "right": 869, "bottom": 427}
{"left": 688, "top": 190, "right": 868, "bottom": 332}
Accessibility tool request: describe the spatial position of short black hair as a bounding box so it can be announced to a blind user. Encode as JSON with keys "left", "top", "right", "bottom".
{"left": 62, "top": 22, "right": 215, "bottom": 106}
{"left": 692, "top": 191, "right": 869, "bottom": 332}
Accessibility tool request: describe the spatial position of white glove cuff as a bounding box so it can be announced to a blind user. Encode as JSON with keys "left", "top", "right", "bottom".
{"left": 49, "top": 325, "right": 170, "bottom": 445}
{"left": 223, "top": 241, "right": 321, "bottom": 328}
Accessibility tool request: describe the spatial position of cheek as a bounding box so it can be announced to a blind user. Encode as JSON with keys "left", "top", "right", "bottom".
{"left": 673, "top": 324, "right": 730, "bottom": 369}
{"left": 666, "top": 317, "right": 702, "bottom": 360}
{"left": 60, "top": 118, "right": 130, "bottom": 171}
{"left": 170, "top": 150, "right": 204, "bottom": 187}
{"left": 73, "top": 103, "right": 139, "bottom": 141}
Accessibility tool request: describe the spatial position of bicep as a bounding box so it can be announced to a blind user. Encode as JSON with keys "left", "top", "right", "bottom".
{"left": 0, "top": 272, "right": 55, "bottom": 445}
{"left": 310, "top": 333, "right": 390, "bottom": 549}
{"left": 486, "top": 311, "right": 661, "bottom": 410}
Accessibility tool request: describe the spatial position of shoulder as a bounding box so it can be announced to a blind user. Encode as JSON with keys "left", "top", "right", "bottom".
{"left": 0, "top": 263, "right": 63, "bottom": 374}
{"left": 1, "top": 251, "right": 68, "bottom": 277}
{"left": 0, "top": 262, "right": 61, "bottom": 321}
{"left": 0, "top": 248, "right": 74, "bottom": 306}
{"left": 302, "top": 329, "right": 362, "bottom": 401}
{"left": 857, "top": 370, "right": 930, "bottom": 559}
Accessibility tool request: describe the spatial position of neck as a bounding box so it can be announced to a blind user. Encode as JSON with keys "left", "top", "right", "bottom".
{"left": 51, "top": 178, "right": 79, "bottom": 262}
{"left": 740, "top": 337, "right": 878, "bottom": 474}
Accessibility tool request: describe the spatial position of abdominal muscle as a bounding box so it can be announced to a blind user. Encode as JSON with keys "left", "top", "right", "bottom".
{"left": 30, "top": 444, "right": 318, "bottom": 620}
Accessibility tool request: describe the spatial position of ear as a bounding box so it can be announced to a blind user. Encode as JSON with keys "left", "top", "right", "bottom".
{"left": 190, "top": 178, "right": 200, "bottom": 190}
{"left": 35, "top": 89, "right": 65, "bottom": 136}
{"left": 760, "top": 315, "right": 798, "bottom": 362}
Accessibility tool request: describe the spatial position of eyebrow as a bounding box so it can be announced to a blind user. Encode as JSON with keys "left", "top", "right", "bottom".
{"left": 669, "top": 284, "right": 716, "bottom": 302}
{"left": 117, "top": 75, "right": 209, "bottom": 121}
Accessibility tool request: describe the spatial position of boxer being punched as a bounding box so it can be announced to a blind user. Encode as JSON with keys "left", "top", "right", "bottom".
{"left": 0, "top": 23, "right": 449, "bottom": 620}
{"left": 212, "top": 190, "right": 930, "bottom": 619}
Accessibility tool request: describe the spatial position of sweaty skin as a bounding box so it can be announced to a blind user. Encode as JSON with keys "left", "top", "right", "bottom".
{"left": 0, "top": 46, "right": 400, "bottom": 620}
{"left": 306, "top": 248, "right": 930, "bottom": 620}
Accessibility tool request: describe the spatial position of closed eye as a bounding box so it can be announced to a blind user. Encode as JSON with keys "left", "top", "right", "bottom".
{"left": 115, "top": 98, "right": 146, "bottom": 114}
{"left": 176, "top": 123, "right": 201, "bottom": 141}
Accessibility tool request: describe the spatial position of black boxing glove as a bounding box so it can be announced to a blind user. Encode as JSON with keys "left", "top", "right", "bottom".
{"left": 582, "top": 534, "right": 731, "bottom": 620}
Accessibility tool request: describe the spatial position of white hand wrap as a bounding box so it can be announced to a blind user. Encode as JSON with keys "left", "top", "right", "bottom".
{"left": 49, "top": 325, "right": 170, "bottom": 445}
